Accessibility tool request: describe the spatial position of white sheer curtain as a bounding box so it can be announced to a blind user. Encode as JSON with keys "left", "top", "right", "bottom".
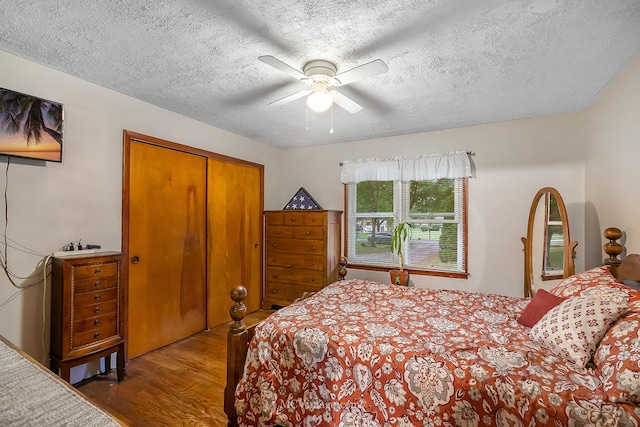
{"left": 341, "top": 151, "right": 472, "bottom": 183}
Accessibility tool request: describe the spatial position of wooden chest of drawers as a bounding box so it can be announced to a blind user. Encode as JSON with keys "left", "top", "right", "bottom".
{"left": 263, "top": 210, "right": 342, "bottom": 309}
{"left": 50, "top": 252, "right": 125, "bottom": 383}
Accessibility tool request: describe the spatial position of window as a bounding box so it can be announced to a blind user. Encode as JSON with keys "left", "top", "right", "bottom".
{"left": 345, "top": 177, "right": 468, "bottom": 276}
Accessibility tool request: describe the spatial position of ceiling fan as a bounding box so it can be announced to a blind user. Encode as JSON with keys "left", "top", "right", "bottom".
{"left": 258, "top": 55, "right": 388, "bottom": 113}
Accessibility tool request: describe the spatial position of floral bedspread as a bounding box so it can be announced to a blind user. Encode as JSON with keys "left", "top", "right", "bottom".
{"left": 235, "top": 279, "right": 640, "bottom": 426}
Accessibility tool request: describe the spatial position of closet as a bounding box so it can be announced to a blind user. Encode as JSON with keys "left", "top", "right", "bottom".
{"left": 122, "top": 131, "right": 263, "bottom": 358}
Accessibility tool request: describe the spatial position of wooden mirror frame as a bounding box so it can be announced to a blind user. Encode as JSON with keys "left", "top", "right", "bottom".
{"left": 521, "top": 187, "right": 578, "bottom": 297}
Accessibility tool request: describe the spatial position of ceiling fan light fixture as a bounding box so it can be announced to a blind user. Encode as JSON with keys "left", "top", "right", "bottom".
{"left": 306, "top": 84, "right": 333, "bottom": 112}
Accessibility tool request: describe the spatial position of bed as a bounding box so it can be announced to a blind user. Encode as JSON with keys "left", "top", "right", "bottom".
{"left": 0, "top": 335, "right": 123, "bottom": 426}
{"left": 225, "top": 253, "right": 640, "bottom": 426}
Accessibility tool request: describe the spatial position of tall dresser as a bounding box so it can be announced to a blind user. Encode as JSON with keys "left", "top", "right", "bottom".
{"left": 50, "top": 252, "right": 125, "bottom": 383}
{"left": 263, "top": 210, "right": 342, "bottom": 309}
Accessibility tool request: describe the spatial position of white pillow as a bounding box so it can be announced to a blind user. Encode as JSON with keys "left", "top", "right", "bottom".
{"left": 529, "top": 296, "right": 628, "bottom": 368}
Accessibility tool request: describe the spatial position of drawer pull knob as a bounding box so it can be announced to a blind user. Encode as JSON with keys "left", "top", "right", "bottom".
{"left": 94, "top": 332, "right": 100, "bottom": 339}
{"left": 94, "top": 307, "right": 100, "bottom": 313}
{"left": 312, "top": 218, "right": 316, "bottom": 222}
{"left": 272, "top": 289, "right": 277, "bottom": 294}
{"left": 272, "top": 273, "right": 278, "bottom": 278}
{"left": 94, "top": 268, "right": 101, "bottom": 274}
{"left": 311, "top": 278, "right": 316, "bottom": 282}
{"left": 291, "top": 218, "right": 296, "bottom": 222}
{"left": 272, "top": 243, "right": 278, "bottom": 248}
{"left": 94, "top": 294, "right": 101, "bottom": 300}
{"left": 306, "top": 231, "right": 310, "bottom": 235}
{"left": 94, "top": 320, "right": 100, "bottom": 326}
{"left": 312, "top": 246, "right": 317, "bottom": 250}
{"left": 94, "top": 281, "right": 100, "bottom": 287}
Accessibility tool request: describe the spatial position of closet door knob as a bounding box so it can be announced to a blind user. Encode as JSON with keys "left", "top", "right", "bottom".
{"left": 131, "top": 256, "right": 140, "bottom": 264}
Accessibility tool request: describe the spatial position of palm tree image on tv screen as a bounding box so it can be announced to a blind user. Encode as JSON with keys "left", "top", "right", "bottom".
{"left": 0, "top": 87, "right": 63, "bottom": 162}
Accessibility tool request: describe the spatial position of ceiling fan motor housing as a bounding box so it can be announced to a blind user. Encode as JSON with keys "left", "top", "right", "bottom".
{"left": 303, "top": 60, "right": 337, "bottom": 82}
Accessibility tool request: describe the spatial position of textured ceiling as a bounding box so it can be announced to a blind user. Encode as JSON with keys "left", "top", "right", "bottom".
{"left": 1, "top": 1, "right": 639, "bottom": 148}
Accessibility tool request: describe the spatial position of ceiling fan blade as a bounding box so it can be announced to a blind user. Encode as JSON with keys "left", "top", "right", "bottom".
{"left": 331, "top": 59, "right": 388, "bottom": 87}
{"left": 338, "top": 86, "right": 393, "bottom": 115}
{"left": 259, "top": 55, "right": 307, "bottom": 81}
{"left": 331, "top": 90, "right": 363, "bottom": 113}
{"left": 269, "top": 89, "right": 311, "bottom": 107}
{"left": 197, "top": 1, "right": 292, "bottom": 54}
{"left": 352, "top": 0, "right": 503, "bottom": 57}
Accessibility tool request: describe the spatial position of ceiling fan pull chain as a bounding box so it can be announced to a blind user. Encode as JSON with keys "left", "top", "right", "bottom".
{"left": 330, "top": 103, "right": 334, "bottom": 134}
{"left": 305, "top": 104, "right": 309, "bottom": 130}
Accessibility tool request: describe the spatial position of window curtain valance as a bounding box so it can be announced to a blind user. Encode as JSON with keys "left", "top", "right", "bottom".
{"left": 340, "top": 150, "right": 472, "bottom": 184}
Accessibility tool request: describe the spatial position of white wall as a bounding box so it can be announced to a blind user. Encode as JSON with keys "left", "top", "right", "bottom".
{"left": 584, "top": 55, "right": 640, "bottom": 267}
{"left": 281, "top": 115, "right": 587, "bottom": 297}
{"left": 0, "top": 50, "right": 283, "bottom": 365}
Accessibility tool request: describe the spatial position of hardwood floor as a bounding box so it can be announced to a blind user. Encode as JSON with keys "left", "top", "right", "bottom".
{"left": 78, "top": 310, "right": 272, "bottom": 426}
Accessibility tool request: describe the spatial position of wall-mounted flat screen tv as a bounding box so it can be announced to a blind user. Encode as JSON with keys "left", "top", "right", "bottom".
{"left": 0, "top": 87, "right": 63, "bottom": 163}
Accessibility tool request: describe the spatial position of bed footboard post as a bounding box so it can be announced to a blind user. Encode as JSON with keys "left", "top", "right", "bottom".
{"left": 224, "top": 285, "right": 248, "bottom": 427}
{"left": 603, "top": 227, "right": 623, "bottom": 266}
{"left": 339, "top": 256, "right": 348, "bottom": 280}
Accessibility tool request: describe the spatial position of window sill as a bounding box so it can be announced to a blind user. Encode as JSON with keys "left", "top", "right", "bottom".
{"left": 345, "top": 262, "right": 469, "bottom": 279}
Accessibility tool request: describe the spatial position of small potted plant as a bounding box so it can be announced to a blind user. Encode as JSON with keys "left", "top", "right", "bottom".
{"left": 390, "top": 222, "right": 410, "bottom": 285}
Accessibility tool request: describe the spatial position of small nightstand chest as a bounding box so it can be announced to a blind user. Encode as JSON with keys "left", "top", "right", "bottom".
{"left": 263, "top": 210, "right": 342, "bottom": 309}
{"left": 50, "top": 252, "right": 125, "bottom": 383}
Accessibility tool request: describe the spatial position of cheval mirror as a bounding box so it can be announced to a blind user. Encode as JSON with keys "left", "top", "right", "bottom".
{"left": 522, "top": 187, "right": 578, "bottom": 297}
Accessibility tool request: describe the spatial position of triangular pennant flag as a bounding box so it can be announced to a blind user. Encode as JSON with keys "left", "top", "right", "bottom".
{"left": 283, "top": 187, "right": 322, "bottom": 210}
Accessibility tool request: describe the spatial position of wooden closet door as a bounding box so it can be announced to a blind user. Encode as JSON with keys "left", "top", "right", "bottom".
{"left": 127, "top": 141, "right": 206, "bottom": 358}
{"left": 208, "top": 158, "right": 262, "bottom": 327}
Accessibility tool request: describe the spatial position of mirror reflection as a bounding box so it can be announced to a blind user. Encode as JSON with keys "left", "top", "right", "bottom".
{"left": 522, "top": 187, "right": 578, "bottom": 297}
{"left": 544, "top": 193, "right": 564, "bottom": 277}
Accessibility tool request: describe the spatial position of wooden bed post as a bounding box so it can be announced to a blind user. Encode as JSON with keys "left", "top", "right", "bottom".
{"left": 224, "top": 285, "right": 248, "bottom": 427}
{"left": 339, "top": 256, "right": 348, "bottom": 280}
{"left": 603, "top": 227, "right": 623, "bottom": 266}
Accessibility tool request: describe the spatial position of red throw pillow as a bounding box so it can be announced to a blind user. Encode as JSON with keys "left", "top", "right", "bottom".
{"left": 517, "top": 289, "right": 567, "bottom": 327}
